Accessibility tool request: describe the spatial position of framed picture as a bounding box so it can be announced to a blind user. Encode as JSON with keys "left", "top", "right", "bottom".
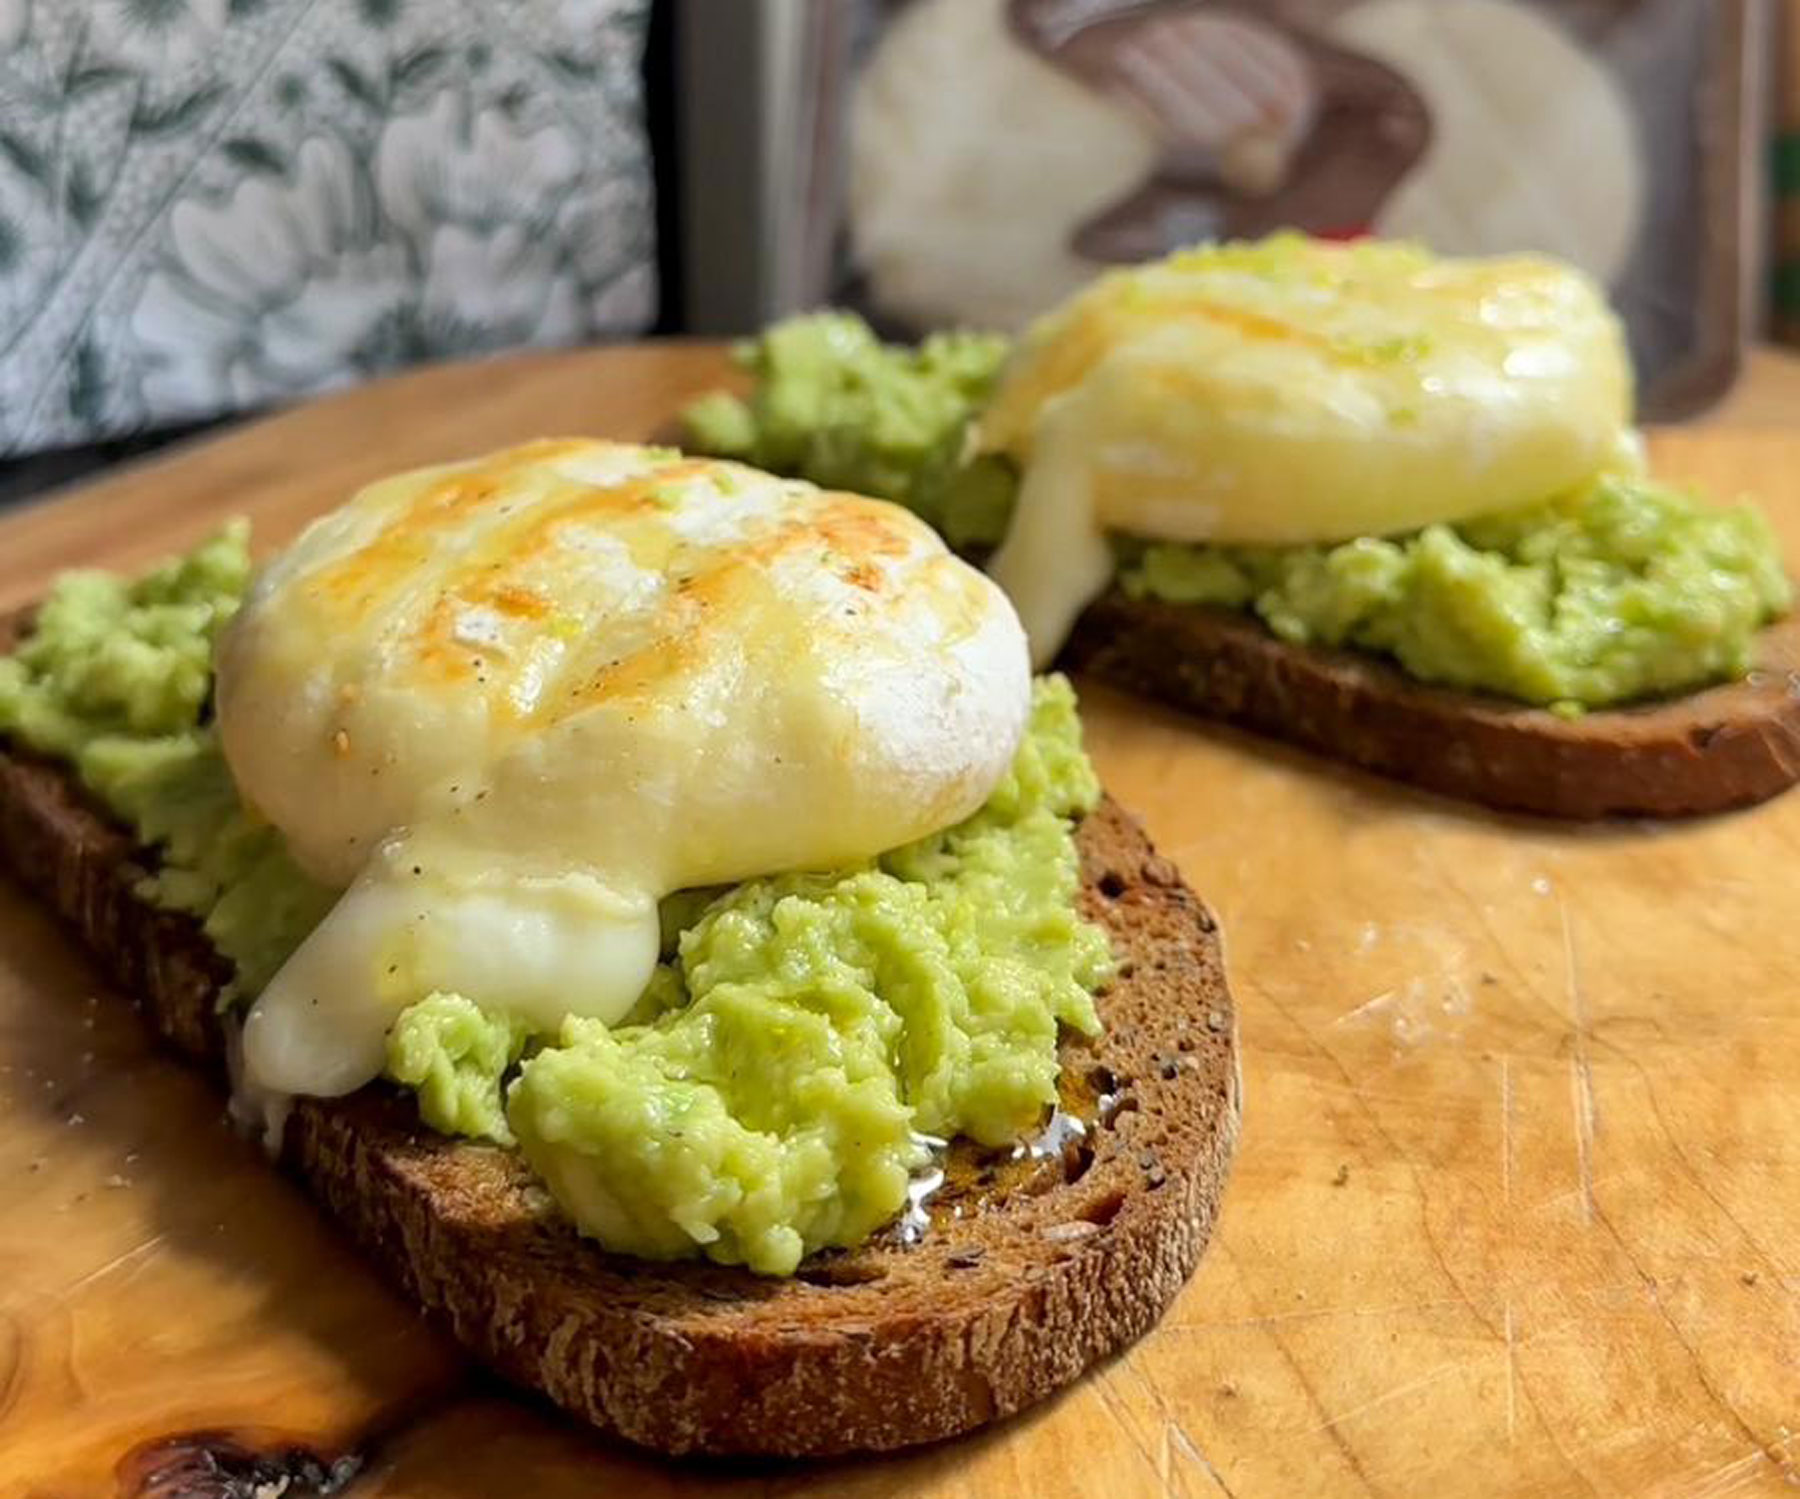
{"left": 672, "top": 0, "right": 1771, "bottom": 420}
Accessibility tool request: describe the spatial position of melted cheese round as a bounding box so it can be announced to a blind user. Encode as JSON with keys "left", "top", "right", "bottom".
{"left": 975, "top": 238, "right": 1638, "bottom": 664}
{"left": 218, "top": 440, "right": 1030, "bottom": 1098}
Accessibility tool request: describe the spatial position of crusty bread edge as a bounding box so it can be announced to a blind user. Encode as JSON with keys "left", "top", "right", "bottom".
{"left": 1068, "top": 593, "right": 1800, "bottom": 819}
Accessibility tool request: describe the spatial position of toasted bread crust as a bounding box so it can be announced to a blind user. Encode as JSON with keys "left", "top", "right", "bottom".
{"left": 0, "top": 739, "right": 1239, "bottom": 1457}
{"left": 1067, "top": 594, "right": 1800, "bottom": 819}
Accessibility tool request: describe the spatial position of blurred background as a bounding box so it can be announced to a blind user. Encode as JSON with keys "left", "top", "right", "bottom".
{"left": 0, "top": 0, "right": 1793, "bottom": 503}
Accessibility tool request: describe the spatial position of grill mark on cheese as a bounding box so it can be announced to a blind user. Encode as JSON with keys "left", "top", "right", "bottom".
{"left": 312, "top": 460, "right": 682, "bottom": 623}
{"left": 981, "top": 296, "right": 1348, "bottom": 452}
{"left": 347, "top": 479, "right": 941, "bottom": 719}
{"left": 559, "top": 504, "right": 907, "bottom": 713}
{"left": 311, "top": 457, "right": 711, "bottom": 694}
{"left": 810, "top": 497, "right": 917, "bottom": 562}
{"left": 992, "top": 294, "right": 1431, "bottom": 448}
{"left": 456, "top": 459, "right": 715, "bottom": 573}
{"left": 474, "top": 584, "right": 551, "bottom": 620}
{"left": 566, "top": 596, "right": 718, "bottom": 711}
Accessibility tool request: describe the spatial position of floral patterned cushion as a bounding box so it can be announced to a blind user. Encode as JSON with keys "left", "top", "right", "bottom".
{"left": 0, "top": 0, "right": 656, "bottom": 455}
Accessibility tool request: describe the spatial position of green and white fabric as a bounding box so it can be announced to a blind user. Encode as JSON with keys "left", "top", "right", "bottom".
{"left": 0, "top": 0, "right": 655, "bottom": 455}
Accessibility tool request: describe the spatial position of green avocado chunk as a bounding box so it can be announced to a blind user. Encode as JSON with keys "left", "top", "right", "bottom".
{"left": 0, "top": 524, "right": 334, "bottom": 998}
{"left": 681, "top": 311, "right": 1017, "bottom": 549}
{"left": 0, "top": 522, "right": 248, "bottom": 753}
{"left": 386, "top": 994, "right": 532, "bottom": 1146}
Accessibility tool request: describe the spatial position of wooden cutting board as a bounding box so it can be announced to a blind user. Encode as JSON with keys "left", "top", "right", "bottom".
{"left": 3, "top": 345, "right": 1799, "bottom": 1499}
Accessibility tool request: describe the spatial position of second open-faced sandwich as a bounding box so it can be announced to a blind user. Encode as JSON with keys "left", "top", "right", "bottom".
{"left": 0, "top": 440, "right": 1238, "bottom": 1457}
{"left": 686, "top": 236, "right": 1799, "bottom": 818}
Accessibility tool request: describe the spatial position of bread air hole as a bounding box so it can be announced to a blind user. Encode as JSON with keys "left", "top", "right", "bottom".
{"left": 1076, "top": 1189, "right": 1127, "bottom": 1228}
{"left": 796, "top": 1259, "right": 888, "bottom": 1288}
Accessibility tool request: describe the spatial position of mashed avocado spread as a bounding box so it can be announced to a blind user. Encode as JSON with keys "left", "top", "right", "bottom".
{"left": 1120, "top": 479, "right": 1791, "bottom": 710}
{"left": 504, "top": 682, "right": 1107, "bottom": 1274}
{"left": 683, "top": 312, "right": 1017, "bottom": 549}
{"left": 686, "top": 313, "right": 1791, "bottom": 711}
{"left": 1, "top": 531, "right": 1111, "bottom": 1275}
{"left": 0, "top": 525, "right": 334, "bottom": 995}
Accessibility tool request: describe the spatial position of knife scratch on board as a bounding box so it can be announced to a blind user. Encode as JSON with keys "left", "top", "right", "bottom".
{"left": 1498, "top": 1054, "right": 1514, "bottom": 1210}
{"left": 1166, "top": 1416, "right": 1241, "bottom": 1499}
{"left": 1164, "top": 1293, "right": 1476, "bottom": 1335}
{"left": 1119, "top": 1356, "right": 1238, "bottom": 1499}
{"left": 1114, "top": 1356, "right": 1216, "bottom": 1497}
{"left": 1682, "top": 1445, "right": 1775, "bottom": 1499}
{"left": 1089, "top": 1365, "right": 1177, "bottom": 1493}
{"left": 66, "top": 1231, "right": 167, "bottom": 1296}
{"left": 1559, "top": 897, "right": 1598, "bottom": 1226}
{"left": 1502, "top": 1300, "right": 1518, "bottom": 1445}
{"left": 1300, "top": 1360, "right": 1462, "bottom": 1436}
{"left": 1331, "top": 989, "right": 1396, "bottom": 1028}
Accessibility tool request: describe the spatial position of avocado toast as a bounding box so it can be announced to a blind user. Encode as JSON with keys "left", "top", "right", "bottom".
{"left": 685, "top": 239, "right": 1800, "bottom": 819}
{"left": 0, "top": 443, "right": 1240, "bottom": 1457}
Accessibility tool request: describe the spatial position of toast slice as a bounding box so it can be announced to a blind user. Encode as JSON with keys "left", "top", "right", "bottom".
{"left": 0, "top": 734, "right": 1239, "bottom": 1457}
{"left": 1066, "top": 593, "right": 1800, "bottom": 820}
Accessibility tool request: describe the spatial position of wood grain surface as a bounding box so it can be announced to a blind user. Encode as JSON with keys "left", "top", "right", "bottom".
{"left": 3, "top": 344, "right": 1799, "bottom": 1498}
